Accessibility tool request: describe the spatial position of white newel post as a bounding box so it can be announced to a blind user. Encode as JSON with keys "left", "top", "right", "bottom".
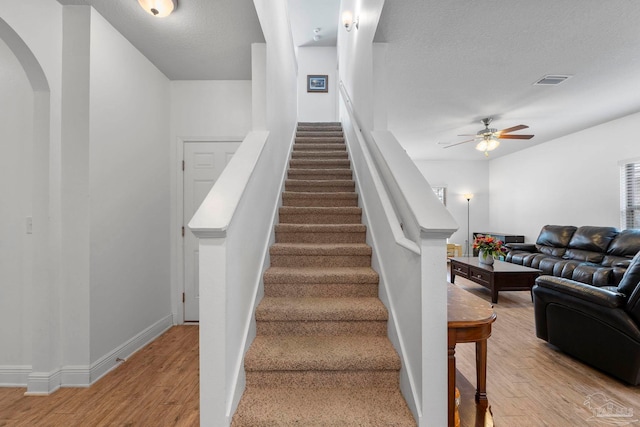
{"left": 199, "top": 236, "right": 229, "bottom": 426}
{"left": 419, "top": 233, "right": 449, "bottom": 427}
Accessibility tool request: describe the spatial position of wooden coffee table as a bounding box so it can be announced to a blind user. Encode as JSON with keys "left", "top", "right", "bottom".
{"left": 450, "top": 257, "right": 541, "bottom": 303}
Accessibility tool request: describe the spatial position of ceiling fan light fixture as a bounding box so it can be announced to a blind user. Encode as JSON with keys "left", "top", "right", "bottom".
{"left": 138, "top": 0, "right": 176, "bottom": 17}
{"left": 476, "top": 135, "right": 499, "bottom": 156}
{"left": 486, "top": 136, "right": 500, "bottom": 151}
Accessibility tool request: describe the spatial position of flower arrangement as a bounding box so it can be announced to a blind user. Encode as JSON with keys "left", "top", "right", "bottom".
{"left": 473, "top": 235, "right": 506, "bottom": 261}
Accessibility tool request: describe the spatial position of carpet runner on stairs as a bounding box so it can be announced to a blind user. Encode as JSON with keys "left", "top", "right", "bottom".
{"left": 231, "top": 122, "right": 416, "bottom": 426}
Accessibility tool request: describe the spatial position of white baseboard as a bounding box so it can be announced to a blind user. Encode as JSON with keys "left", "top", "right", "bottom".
{"left": 21, "top": 314, "right": 174, "bottom": 394}
{"left": 90, "top": 314, "right": 174, "bottom": 383}
{"left": 25, "top": 370, "right": 62, "bottom": 395}
{"left": 0, "top": 365, "right": 31, "bottom": 387}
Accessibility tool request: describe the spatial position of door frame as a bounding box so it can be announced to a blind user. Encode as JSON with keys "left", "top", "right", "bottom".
{"left": 175, "top": 136, "right": 243, "bottom": 323}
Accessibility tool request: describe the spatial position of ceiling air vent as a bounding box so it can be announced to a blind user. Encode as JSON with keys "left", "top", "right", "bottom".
{"left": 534, "top": 75, "right": 572, "bottom": 86}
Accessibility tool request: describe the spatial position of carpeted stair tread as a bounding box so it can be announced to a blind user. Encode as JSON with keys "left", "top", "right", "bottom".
{"left": 298, "top": 121, "right": 341, "bottom": 126}
{"left": 279, "top": 206, "right": 362, "bottom": 224}
{"left": 275, "top": 223, "right": 366, "bottom": 233}
{"left": 287, "top": 169, "right": 353, "bottom": 180}
{"left": 279, "top": 206, "right": 361, "bottom": 215}
{"left": 270, "top": 243, "right": 371, "bottom": 256}
{"left": 283, "top": 179, "right": 356, "bottom": 193}
{"left": 244, "top": 336, "right": 400, "bottom": 371}
{"left": 292, "top": 143, "right": 347, "bottom": 151}
{"left": 256, "top": 297, "right": 388, "bottom": 321}
{"left": 296, "top": 131, "right": 343, "bottom": 138}
{"left": 275, "top": 223, "right": 366, "bottom": 244}
{"left": 295, "top": 136, "right": 345, "bottom": 144}
{"left": 231, "top": 387, "right": 415, "bottom": 426}
{"left": 291, "top": 150, "right": 348, "bottom": 158}
{"left": 263, "top": 266, "right": 379, "bottom": 284}
{"left": 289, "top": 159, "right": 351, "bottom": 168}
{"left": 282, "top": 191, "right": 358, "bottom": 207}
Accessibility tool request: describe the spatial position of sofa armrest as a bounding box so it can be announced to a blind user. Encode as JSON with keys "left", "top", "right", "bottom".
{"left": 534, "top": 275, "right": 625, "bottom": 308}
{"left": 505, "top": 243, "right": 537, "bottom": 252}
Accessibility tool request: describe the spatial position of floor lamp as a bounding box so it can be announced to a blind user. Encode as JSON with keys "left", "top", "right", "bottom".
{"left": 463, "top": 193, "right": 474, "bottom": 256}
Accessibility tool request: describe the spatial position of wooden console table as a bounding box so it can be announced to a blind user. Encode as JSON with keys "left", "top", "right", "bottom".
{"left": 448, "top": 283, "right": 496, "bottom": 427}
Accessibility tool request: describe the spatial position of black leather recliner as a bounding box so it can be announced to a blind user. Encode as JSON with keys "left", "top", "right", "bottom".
{"left": 532, "top": 251, "right": 640, "bottom": 385}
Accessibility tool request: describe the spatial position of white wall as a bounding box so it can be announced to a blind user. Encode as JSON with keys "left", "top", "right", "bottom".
{"left": 0, "top": 0, "right": 64, "bottom": 390}
{"left": 490, "top": 111, "right": 640, "bottom": 243}
{"left": 88, "top": 9, "right": 172, "bottom": 363}
{"left": 297, "top": 46, "right": 337, "bottom": 122}
{"left": 338, "top": 0, "right": 385, "bottom": 130}
{"left": 414, "top": 160, "right": 490, "bottom": 253}
{"left": 171, "top": 81, "right": 252, "bottom": 138}
{"left": 0, "top": 36, "right": 33, "bottom": 368}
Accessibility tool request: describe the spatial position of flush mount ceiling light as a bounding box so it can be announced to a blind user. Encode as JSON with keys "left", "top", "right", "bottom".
{"left": 138, "top": 0, "right": 176, "bottom": 17}
{"left": 342, "top": 10, "right": 359, "bottom": 32}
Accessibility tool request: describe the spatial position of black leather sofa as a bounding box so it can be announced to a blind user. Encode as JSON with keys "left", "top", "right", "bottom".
{"left": 505, "top": 225, "right": 640, "bottom": 286}
{"left": 532, "top": 251, "right": 640, "bottom": 384}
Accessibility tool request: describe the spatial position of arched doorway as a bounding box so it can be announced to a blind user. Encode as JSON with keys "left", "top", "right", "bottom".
{"left": 0, "top": 17, "right": 53, "bottom": 393}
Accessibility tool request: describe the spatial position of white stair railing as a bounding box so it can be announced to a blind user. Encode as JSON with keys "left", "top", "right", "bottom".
{"left": 340, "top": 81, "right": 458, "bottom": 427}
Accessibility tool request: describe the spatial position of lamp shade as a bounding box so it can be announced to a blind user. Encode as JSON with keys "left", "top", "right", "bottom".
{"left": 138, "top": 0, "right": 176, "bottom": 17}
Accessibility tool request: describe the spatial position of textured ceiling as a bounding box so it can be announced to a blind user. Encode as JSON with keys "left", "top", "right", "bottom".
{"left": 374, "top": 0, "right": 640, "bottom": 160}
{"left": 57, "top": 0, "right": 265, "bottom": 80}
{"left": 55, "top": 0, "right": 640, "bottom": 161}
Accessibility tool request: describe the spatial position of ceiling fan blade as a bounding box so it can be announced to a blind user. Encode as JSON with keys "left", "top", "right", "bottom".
{"left": 499, "top": 134, "right": 534, "bottom": 140}
{"left": 443, "top": 138, "right": 476, "bottom": 148}
{"left": 499, "top": 125, "right": 528, "bottom": 134}
{"left": 457, "top": 134, "right": 478, "bottom": 137}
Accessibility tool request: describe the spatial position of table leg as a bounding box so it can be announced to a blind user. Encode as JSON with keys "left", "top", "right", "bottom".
{"left": 475, "top": 339, "right": 488, "bottom": 403}
{"left": 448, "top": 332, "right": 456, "bottom": 427}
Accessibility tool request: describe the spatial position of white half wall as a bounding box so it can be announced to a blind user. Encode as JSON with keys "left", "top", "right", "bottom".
{"left": 297, "top": 46, "right": 337, "bottom": 122}
{"left": 490, "top": 111, "right": 640, "bottom": 242}
{"left": 414, "top": 160, "right": 490, "bottom": 254}
{"left": 89, "top": 9, "right": 172, "bottom": 364}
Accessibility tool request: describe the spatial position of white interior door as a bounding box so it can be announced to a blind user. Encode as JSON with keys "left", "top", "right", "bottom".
{"left": 183, "top": 141, "right": 240, "bottom": 321}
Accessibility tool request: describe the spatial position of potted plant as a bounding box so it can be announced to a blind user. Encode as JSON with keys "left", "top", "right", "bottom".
{"left": 473, "top": 235, "right": 506, "bottom": 265}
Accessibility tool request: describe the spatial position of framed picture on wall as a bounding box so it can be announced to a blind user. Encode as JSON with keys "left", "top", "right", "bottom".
{"left": 307, "top": 75, "right": 328, "bottom": 93}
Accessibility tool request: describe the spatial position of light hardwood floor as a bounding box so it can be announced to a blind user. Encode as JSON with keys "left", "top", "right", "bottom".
{"left": 0, "top": 325, "right": 199, "bottom": 426}
{"left": 454, "top": 277, "right": 640, "bottom": 427}
{"left": 1, "top": 283, "right": 639, "bottom": 426}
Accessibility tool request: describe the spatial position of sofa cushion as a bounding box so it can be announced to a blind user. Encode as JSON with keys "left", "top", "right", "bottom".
{"left": 607, "top": 228, "right": 640, "bottom": 258}
{"left": 535, "top": 225, "right": 577, "bottom": 257}
{"left": 563, "top": 226, "right": 618, "bottom": 263}
{"left": 571, "top": 264, "right": 613, "bottom": 287}
{"left": 568, "top": 226, "right": 619, "bottom": 252}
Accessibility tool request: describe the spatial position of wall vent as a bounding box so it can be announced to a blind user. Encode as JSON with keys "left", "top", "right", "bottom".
{"left": 534, "top": 74, "right": 572, "bottom": 85}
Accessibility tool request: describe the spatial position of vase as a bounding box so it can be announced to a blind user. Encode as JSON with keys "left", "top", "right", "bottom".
{"left": 478, "top": 250, "right": 494, "bottom": 265}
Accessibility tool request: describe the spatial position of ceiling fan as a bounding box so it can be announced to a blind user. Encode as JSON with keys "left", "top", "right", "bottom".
{"left": 444, "top": 118, "right": 534, "bottom": 156}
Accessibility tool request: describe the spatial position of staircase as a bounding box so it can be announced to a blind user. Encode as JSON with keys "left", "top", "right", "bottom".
{"left": 231, "top": 122, "right": 416, "bottom": 426}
